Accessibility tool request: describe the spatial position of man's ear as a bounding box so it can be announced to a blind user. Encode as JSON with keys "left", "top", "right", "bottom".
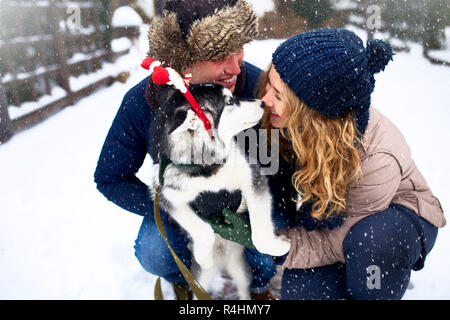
{"left": 169, "top": 108, "right": 201, "bottom": 135}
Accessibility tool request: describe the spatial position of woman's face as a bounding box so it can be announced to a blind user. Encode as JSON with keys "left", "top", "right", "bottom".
{"left": 261, "top": 66, "right": 286, "bottom": 128}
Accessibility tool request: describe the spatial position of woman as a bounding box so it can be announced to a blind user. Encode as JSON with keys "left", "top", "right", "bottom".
{"left": 207, "top": 28, "right": 445, "bottom": 300}
{"left": 262, "top": 28, "right": 446, "bottom": 300}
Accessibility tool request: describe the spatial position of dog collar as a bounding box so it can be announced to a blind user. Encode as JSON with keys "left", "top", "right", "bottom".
{"left": 141, "top": 58, "right": 214, "bottom": 140}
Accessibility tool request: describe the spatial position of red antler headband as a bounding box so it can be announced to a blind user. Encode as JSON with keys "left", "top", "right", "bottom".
{"left": 141, "top": 58, "right": 214, "bottom": 140}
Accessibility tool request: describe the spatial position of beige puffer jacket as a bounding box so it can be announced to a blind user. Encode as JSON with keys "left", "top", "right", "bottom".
{"left": 281, "top": 107, "right": 445, "bottom": 270}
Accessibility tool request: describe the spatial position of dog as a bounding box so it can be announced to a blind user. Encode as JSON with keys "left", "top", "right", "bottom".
{"left": 148, "top": 83, "right": 290, "bottom": 299}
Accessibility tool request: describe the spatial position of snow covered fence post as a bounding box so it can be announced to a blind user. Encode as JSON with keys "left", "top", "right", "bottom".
{"left": 99, "top": 0, "right": 114, "bottom": 62}
{"left": 49, "top": 1, "right": 73, "bottom": 103}
{"left": 0, "top": 80, "right": 13, "bottom": 144}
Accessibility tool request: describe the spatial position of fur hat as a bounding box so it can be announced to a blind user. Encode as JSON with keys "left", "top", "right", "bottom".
{"left": 148, "top": 0, "right": 258, "bottom": 73}
{"left": 272, "top": 28, "right": 394, "bottom": 134}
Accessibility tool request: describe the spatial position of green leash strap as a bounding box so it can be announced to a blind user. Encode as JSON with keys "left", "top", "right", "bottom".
{"left": 154, "top": 277, "right": 163, "bottom": 300}
{"left": 153, "top": 154, "right": 212, "bottom": 300}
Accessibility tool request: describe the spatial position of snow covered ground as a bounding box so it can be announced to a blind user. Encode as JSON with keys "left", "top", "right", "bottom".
{"left": 1, "top": 22, "right": 449, "bottom": 299}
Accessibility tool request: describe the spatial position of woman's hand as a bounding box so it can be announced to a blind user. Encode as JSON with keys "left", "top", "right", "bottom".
{"left": 200, "top": 208, "right": 256, "bottom": 250}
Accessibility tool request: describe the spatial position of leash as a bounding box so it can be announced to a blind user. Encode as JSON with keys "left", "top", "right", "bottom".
{"left": 153, "top": 153, "right": 212, "bottom": 300}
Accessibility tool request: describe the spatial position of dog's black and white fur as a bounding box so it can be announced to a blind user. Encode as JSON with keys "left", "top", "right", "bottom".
{"left": 148, "top": 84, "right": 290, "bottom": 299}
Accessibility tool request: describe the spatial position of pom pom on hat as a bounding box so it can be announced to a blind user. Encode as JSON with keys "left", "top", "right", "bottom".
{"left": 366, "top": 39, "right": 394, "bottom": 74}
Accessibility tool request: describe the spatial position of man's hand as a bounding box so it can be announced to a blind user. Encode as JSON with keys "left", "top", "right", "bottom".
{"left": 200, "top": 208, "right": 256, "bottom": 250}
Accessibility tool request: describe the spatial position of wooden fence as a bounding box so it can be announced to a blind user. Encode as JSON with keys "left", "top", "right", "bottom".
{"left": 0, "top": 0, "right": 140, "bottom": 143}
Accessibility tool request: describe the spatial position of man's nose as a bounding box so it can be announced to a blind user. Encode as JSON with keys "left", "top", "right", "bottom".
{"left": 223, "top": 54, "right": 242, "bottom": 75}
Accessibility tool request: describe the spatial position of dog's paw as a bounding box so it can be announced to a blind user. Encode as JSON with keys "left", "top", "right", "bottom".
{"left": 193, "top": 239, "right": 215, "bottom": 269}
{"left": 194, "top": 249, "right": 214, "bottom": 269}
{"left": 252, "top": 235, "right": 291, "bottom": 257}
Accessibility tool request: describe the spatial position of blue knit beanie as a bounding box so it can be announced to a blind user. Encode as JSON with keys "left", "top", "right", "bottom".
{"left": 272, "top": 28, "right": 394, "bottom": 134}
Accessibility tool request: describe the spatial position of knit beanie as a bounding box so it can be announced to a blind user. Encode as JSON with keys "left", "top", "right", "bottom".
{"left": 272, "top": 28, "right": 394, "bottom": 134}
{"left": 148, "top": 0, "right": 258, "bottom": 73}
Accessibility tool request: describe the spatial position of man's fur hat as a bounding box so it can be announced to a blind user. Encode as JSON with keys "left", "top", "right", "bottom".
{"left": 148, "top": 0, "right": 258, "bottom": 73}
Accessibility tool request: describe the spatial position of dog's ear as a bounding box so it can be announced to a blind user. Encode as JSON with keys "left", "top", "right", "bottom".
{"left": 169, "top": 108, "right": 202, "bottom": 135}
{"left": 168, "top": 107, "right": 188, "bottom": 134}
{"left": 146, "top": 79, "right": 181, "bottom": 110}
{"left": 152, "top": 83, "right": 179, "bottom": 107}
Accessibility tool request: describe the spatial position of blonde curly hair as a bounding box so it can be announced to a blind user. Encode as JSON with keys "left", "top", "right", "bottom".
{"left": 259, "top": 65, "right": 363, "bottom": 220}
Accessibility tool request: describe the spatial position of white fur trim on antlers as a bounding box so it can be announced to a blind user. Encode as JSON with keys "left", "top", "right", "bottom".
{"left": 141, "top": 58, "right": 213, "bottom": 139}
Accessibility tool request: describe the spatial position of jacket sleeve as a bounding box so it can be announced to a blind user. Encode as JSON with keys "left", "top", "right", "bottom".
{"left": 94, "top": 78, "right": 155, "bottom": 217}
{"left": 280, "top": 153, "right": 402, "bottom": 269}
{"left": 269, "top": 156, "right": 297, "bottom": 230}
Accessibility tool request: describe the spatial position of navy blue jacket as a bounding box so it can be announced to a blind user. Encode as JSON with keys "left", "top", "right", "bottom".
{"left": 94, "top": 62, "right": 278, "bottom": 220}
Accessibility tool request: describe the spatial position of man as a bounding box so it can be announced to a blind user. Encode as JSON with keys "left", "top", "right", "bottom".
{"left": 94, "top": 0, "right": 277, "bottom": 300}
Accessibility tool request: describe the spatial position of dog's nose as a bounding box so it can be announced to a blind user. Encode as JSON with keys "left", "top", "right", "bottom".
{"left": 260, "top": 101, "right": 265, "bottom": 109}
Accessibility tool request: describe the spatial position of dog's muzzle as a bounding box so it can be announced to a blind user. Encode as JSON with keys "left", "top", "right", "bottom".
{"left": 237, "top": 98, "right": 265, "bottom": 109}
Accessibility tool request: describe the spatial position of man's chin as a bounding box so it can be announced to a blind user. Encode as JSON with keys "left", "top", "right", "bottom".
{"left": 223, "top": 83, "right": 236, "bottom": 93}
{"left": 215, "top": 78, "right": 237, "bottom": 92}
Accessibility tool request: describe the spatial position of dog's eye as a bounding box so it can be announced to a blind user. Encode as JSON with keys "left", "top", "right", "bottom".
{"left": 226, "top": 98, "right": 234, "bottom": 106}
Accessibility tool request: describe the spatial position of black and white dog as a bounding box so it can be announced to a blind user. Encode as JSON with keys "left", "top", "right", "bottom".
{"left": 148, "top": 84, "right": 290, "bottom": 299}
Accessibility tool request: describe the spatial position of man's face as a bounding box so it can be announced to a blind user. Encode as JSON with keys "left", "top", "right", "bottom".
{"left": 185, "top": 49, "right": 244, "bottom": 93}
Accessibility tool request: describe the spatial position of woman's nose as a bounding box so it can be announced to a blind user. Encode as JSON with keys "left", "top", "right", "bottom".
{"left": 261, "top": 93, "right": 272, "bottom": 107}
